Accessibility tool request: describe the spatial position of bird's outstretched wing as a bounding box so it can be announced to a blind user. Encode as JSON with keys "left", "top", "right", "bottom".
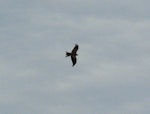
{"left": 71, "top": 44, "right": 79, "bottom": 54}
{"left": 71, "top": 56, "right": 77, "bottom": 66}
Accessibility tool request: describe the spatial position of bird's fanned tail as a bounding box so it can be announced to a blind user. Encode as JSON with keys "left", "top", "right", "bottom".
{"left": 66, "top": 52, "right": 71, "bottom": 57}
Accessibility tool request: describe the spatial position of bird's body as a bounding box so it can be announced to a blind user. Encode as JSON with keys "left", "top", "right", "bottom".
{"left": 66, "top": 44, "right": 79, "bottom": 66}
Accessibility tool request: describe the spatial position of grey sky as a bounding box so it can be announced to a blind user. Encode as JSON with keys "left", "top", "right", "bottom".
{"left": 0, "top": 0, "right": 150, "bottom": 114}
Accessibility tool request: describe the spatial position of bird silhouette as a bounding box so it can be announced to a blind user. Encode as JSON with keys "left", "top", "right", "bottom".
{"left": 66, "top": 44, "right": 79, "bottom": 66}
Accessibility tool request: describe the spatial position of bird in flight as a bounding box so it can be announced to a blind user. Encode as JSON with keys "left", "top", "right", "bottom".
{"left": 66, "top": 44, "right": 79, "bottom": 66}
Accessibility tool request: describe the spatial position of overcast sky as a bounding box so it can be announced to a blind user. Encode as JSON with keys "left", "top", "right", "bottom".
{"left": 0, "top": 0, "right": 150, "bottom": 114}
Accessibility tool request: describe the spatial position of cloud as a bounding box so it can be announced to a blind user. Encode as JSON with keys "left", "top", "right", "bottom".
{"left": 0, "top": 0, "right": 150, "bottom": 114}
